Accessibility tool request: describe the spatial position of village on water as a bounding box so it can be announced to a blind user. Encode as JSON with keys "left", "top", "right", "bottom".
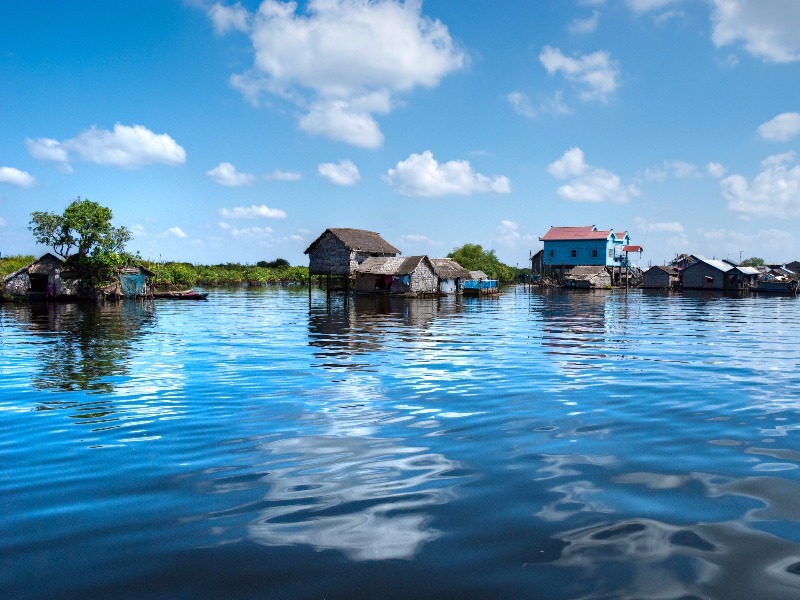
{"left": 3, "top": 221, "right": 799, "bottom": 303}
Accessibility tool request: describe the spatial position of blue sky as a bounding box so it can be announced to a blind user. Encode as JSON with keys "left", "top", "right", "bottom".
{"left": 2, "top": 0, "right": 800, "bottom": 268}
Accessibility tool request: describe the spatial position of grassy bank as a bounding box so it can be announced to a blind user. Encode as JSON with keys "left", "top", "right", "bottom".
{"left": 146, "top": 262, "right": 309, "bottom": 288}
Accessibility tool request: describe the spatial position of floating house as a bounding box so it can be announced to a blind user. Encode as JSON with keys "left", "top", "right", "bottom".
{"left": 641, "top": 265, "right": 679, "bottom": 290}
{"left": 430, "top": 258, "right": 469, "bottom": 295}
{"left": 463, "top": 270, "right": 499, "bottom": 296}
{"left": 538, "top": 225, "right": 636, "bottom": 284}
{"left": 305, "top": 228, "right": 400, "bottom": 276}
{"left": 681, "top": 258, "right": 758, "bottom": 291}
{"left": 563, "top": 265, "right": 611, "bottom": 289}
{"left": 2, "top": 253, "right": 80, "bottom": 300}
{"left": 353, "top": 255, "right": 438, "bottom": 297}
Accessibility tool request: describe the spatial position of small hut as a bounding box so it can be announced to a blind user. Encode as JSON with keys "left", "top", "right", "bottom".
{"left": 564, "top": 265, "right": 611, "bottom": 289}
{"left": 641, "top": 265, "right": 679, "bottom": 289}
{"left": 2, "top": 253, "right": 80, "bottom": 299}
{"left": 430, "top": 258, "right": 469, "bottom": 295}
{"left": 353, "top": 256, "right": 438, "bottom": 296}
{"left": 463, "top": 270, "right": 499, "bottom": 296}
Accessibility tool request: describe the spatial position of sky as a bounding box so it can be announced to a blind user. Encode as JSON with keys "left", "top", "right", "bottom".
{"left": 2, "top": 0, "right": 800, "bottom": 268}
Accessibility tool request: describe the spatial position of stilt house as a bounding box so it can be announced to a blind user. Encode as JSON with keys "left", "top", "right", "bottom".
{"left": 353, "top": 256, "right": 438, "bottom": 296}
{"left": 430, "top": 258, "right": 469, "bottom": 295}
{"left": 2, "top": 253, "right": 80, "bottom": 299}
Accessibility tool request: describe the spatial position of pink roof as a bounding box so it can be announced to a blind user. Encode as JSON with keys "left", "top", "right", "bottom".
{"left": 622, "top": 245, "right": 642, "bottom": 252}
{"left": 540, "top": 226, "right": 612, "bottom": 241}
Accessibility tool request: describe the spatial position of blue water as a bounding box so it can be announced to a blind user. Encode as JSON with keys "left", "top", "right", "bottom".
{"left": 3, "top": 288, "right": 800, "bottom": 599}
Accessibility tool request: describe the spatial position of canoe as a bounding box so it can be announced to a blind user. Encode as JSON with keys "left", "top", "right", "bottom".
{"left": 153, "top": 290, "right": 209, "bottom": 300}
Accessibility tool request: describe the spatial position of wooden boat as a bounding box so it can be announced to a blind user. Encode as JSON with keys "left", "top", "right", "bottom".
{"left": 755, "top": 280, "right": 797, "bottom": 295}
{"left": 153, "top": 289, "right": 209, "bottom": 300}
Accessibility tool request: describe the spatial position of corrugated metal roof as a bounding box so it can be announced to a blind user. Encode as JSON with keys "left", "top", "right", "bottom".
{"left": 736, "top": 266, "right": 760, "bottom": 275}
{"left": 646, "top": 265, "right": 677, "bottom": 275}
{"left": 304, "top": 228, "right": 400, "bottom": 255}
{"left": 355, "top": 255, "right": 428, "bottom": 275}
{"left": 430, "top": 258, "right": 469, "bottom": 279}
{"left": 540, "top": 226, "right": 611, "bottom": 241}
{"left": 622, "top": 245, "right": 642, "bottom": 252}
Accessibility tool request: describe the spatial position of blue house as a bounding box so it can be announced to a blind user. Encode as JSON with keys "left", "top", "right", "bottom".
{"left": 539, "top": 226, "right": 630, "bottom": 268}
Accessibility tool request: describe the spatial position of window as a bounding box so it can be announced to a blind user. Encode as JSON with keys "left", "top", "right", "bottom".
{"left": 608, "top": 249, "right": 613, "bottom": 258}
{"left": 571, "top": 249, "right": 577, "bottom": 258}
{"left": 592, "top": 249, "right": 598, "bottom": 258}
{"left": 549, "top": 249, "right": 554, "bottom": 257}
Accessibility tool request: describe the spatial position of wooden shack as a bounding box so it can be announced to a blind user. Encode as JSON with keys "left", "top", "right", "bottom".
{"left": 305, "top": 228, "right": 400, "bottom": 276}
{"left": 563, "top": 265, "right": 611, "bottom": 289}
{"left": 2, "top": 253, "right": 80, "bottom": 299}
{"left": 353, "top": 256, "right": 438, "bottom": 297}
{"left": 641, "top": 265, "right": 679, "bottom": 289}
{"left": 430, "top": 258, "right": 469, "bottom": 295}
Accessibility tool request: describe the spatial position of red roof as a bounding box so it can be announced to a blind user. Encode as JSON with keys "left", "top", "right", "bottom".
{"left": 622, "top": 245, "right": 642, "bottom": 252}
{"left": 540, "top": 226, "right": 612, "bottom": 241}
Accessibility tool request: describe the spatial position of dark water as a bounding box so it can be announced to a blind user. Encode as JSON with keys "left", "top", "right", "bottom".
{"left": 3, "top": 288, "right": 800, "bottom": 599}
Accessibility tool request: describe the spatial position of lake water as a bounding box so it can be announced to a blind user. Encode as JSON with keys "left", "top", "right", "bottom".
{"left": 3, "top": 287, "right": 800, "bottom": 599}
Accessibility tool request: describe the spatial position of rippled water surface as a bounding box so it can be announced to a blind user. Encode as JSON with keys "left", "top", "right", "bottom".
{"left": 3, "top": 288, "right": 800, "bottom": 599}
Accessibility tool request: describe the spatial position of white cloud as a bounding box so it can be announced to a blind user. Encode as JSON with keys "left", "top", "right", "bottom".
{"left": 219, "top": 221, "right": 274, "bottom": 237}
{"left": 265, "top": 169, "right": 301, "bottom": 181}
{"left": 634, "top": 216, "right": 685, "bottom": 233}
{"left": 27, "top": 124, "right": 185, "bottom": 170}
{"left": 507, "top": 90, "right": 570, "bottom": 118}
{"left": 218, "top": 204, "right": 288, "bottom": 219}
{"left": 209, "top": 2, "right": 250, "bottom": 34}
{"left": 0, "top": 166, "right": 36, "bottom": 187}
{"left": 664, "top": 160, "right": 700, "bottom": 179}
{"left": 318, "top": 159, "right": 361, "bottom": 186}
{"left": 710, "top": 0, "right": 800, "bottom": 63}
{"left": 493, "top": 220, "right": 522, "bottom": 248}
{"left": 399, "top": 233, "right": 441, "bottom": 246}
{"left": 214, "top": 0, "right": 466, "bottom": 147}
{"left": 539, "top": 46, "right": 620, "bottom": 102}
{"left": 166, "top": 227, "right": 188, "bottom": 238}
{"left": 548, "top": 147, "right": 634, "bottom": 203}
{"left": 0, "top": 217, "right": 6, "bottom": 227}
{"left": 386, "top": 150, "right": 511, "bottom": 197}
{"left": 626, "top": 0, "right": 683, "bottom": 14}
{"left": 707, "top": 162, "right": 727, "bottom": 178}
{"left": 720, "top": 152, "right": 800, "bottom": 218}
{"left": 758, "top": 112, "right": 800, "bottom": 141}
{"left": 207, "top": 162, "right": 256, "bottom": 187}
{"left": 568, "top": 11, "right": 600, "bottom": 34}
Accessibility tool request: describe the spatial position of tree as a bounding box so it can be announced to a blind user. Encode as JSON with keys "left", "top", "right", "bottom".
{"left": 447, "top": 243, "right": 515, "bottom": 282}
{"left": 29, "top": 197, "right": 133, "bottom": 288}
{"left": 256, "top": 258, "right": 290, "bottom": 269}
{"left": 740, "top": 257, "right": 765, "bottom": 267}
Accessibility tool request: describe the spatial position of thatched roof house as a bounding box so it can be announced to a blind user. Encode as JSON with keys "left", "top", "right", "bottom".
{"left": 564, "top": 265, "right": 611, "bottom": 289}
{"left": 2, "top": 253, "right": 81, "bottom": 299}
{"left": 354, "top": 255, "right": 438, "bottom": 296}
{"left": 430, "top": 258, "right": 469, "bottom": 295}
{"left": 305, "top": 228, "right": 400, "bottom": 276}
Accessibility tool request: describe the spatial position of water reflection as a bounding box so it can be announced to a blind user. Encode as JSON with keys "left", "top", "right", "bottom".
{"left": 2, "top": 300, "right": 155, "bottom": 395}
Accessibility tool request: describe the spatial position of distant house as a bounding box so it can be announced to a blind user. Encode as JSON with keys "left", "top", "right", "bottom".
{"left": 539, "top": 225, "right": 631, "bottom": 270}
{"left": 353, "top": 255, "right": 438, "bottom": 296}
{"left": 785, "top": 261, "right": 800, "bottom": 274}
{"left": 430, "top": 258, "right": 469, "bottom": 295}
{"left": 670, "top": 254, "right": 703, "bottom": 270}
{"left": 463, "top": 270, "right": 499, "bottom": 296}
{"left": 681, "top": 258, "right": 758, "bottom": 291}
{"left": 2, "top": 253, "right": 80, "bottom": 299}
{"left": 564, "top": 265, "right": 611, "bottom": 289}
{"left": 304, "top": 228, "right": 400, "bottom": 277}
{"left": 641, "top": 265, "right": 679, "bottom": 289}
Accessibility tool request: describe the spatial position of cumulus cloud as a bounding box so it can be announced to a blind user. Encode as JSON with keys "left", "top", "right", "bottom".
{"left": 399, "top": 233, "right": 441, "bottom": 246}
{"left": 539, "top": 46, "right": 620, "bottom": 102}
{"left": 710, "top": 0, "right": 800, "bottom": 63}
{"left": 548, "top": 147, "right": 635, "bottom": 203}
{"left": 664, "top": 160, "right": 701, "bottom": 178}
{"left": 318, "top": 159, "right": 361, "bottom": 186}
{"left": 568, "top": 11, "right": 600, "bottom": 34}
{"left": 218, "top": 204, "right": 287, "bottom": 219}
{"left": 166, "top": 226, "right": 188, "bottom": 238}
{"left": 209, "top": 1, "right": 249, "bottom": 34}
{"left": 207, "top": 162, "right": 256, "bottom": 186}
{"left": 0, "top": 166, "right": 36, "bottom": 187}
{"left": 634, "top": 216, "right": 685, "bottom": 233}
{"left": 758, "top": 112, "right": 800, "bottom": 141}
{"left": 720, "top": 152, "right": 800, "bottom": 218}
{"left": 707, "top": 162, "right": 727, "bottom": 178}
{"left": 386, "top": 150, "right": 511, "bottom": 197}
{"left": 493, "top": 220, "right": 523, "bottom": 248}
{"left": 211, "top": 0, "right": 466, "bottom": 147}
{"left": 26, "top": 123, "right": 185, "bottom": 170}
